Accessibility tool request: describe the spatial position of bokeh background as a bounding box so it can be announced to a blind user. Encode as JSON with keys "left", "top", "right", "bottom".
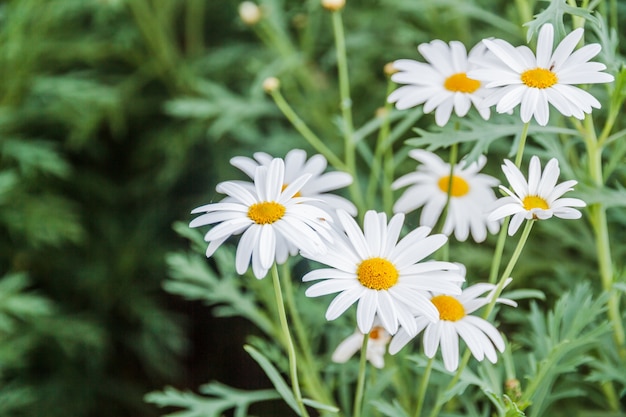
{"left": 0, "top": 0, "right": 624, "bottom": 416}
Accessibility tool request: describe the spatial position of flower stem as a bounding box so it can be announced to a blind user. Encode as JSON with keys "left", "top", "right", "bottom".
{"left": 353, "top": 333, "right": 370, "bottom": 417}
{"left": 330, "top": 9, "right": 365, "bottom": 213}
{"left": 413, "top": 357, "right": 434, "bottom": 417}
{"left": 484, "top": 220, "right": 534, "bottom": 319}
{"left": 435, "top": 142, "right": 459, "bottom": 236}
{"left": 583, "top": 115, "right": 626, "bottom": 359}
{"left": 488, "top": 122, "right": 529, "bottom": 283}
{"left": 271, "top": 263, "right": 310, "bottom": 417}
{"left": 280, "top": 263, "right": 337, "bottom": 410}
{"left": 269, "top": 88, "right": 347, "bottom": 171}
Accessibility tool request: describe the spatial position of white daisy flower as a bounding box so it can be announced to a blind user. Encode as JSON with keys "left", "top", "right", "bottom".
{"left": 230, "top": 149, "right": 357, "bottom": 216}
{"left": 387, "top": 40, "right": 491, "bottom": 126}
{"left": 488, "top": 156, "right": 586, "bottom": 235}
{"left": 392, "top": 150, "right": 501, "bottom": 243}
{"left": 469, "top": 23, "right": 614, "bottom": 126}
{"left": 331, "top": 324, "right": 391, "bottom": 369}
{"left": 389, "top": 280, "right": 516, "bottom": 372}
{"left": 190, "top": 158, "right": 333, "bottom": 279}
{"left": 302, "top": 209, "right": 464, "bottom": 335}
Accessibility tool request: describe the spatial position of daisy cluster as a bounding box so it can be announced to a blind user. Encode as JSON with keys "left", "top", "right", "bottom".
{"left": 188, "top": 22, "right": 602, "bottom": 375}
{"left": 389, "top": 23, "right": 613, "bottom": 126}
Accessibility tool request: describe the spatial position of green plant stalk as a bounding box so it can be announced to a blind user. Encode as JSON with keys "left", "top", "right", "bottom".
{"left": 271, "top": 264, "right": 310, "bottom": 417}
{"left": 483, "top": 220, "right": 534, "bottom": 319}
{"left": 353, "top": 333, "right": 370, "bottom": 417}
{"left": 270, "top": 88, "right": 347, "bottom": 171}
{"left": 280, "top": 263, "right": 339, "bottom": 412}
{"left": 366, "top": 81, "right": 394, "bottom": 212}
{"left": 583, "top": 116, "right": 626, "bottom": 358}
{"left": 427, "top": 352, "right": 471, "bottom": 417}
{"left": 430, "top": 221, "right": 534, "bottom": 417}
{"left": 331, "top": 10, "right": 365, "bottom": 213}
{"left": 434, "top": 142, "right": 459, "bottom": 236}
{"left": 413, "top": 357, "right": 434, "bottom": 417}
{"left": 489, "top": 122, "right": 529, "bottom": 283}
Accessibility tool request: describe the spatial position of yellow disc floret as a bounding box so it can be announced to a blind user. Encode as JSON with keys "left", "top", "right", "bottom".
{"left": 522, "top": 195, "right": 549, "bottom": 211}
{"left": 248, "top": 201, "right": 286, "bottom": 224}
{"left": 438, "top": 175, "right": 470, "bottom": 197}
{"left": 444, "top": 73, "right": 481, "bottom": 93}
{"left": 357, "top": 257, "right": 399, "bottom": 290}
{"left": 431, "top": 295, "right": 465, "bottom": 321}
{"left": 521, "top": 68, "right": 558, "bottom": 89}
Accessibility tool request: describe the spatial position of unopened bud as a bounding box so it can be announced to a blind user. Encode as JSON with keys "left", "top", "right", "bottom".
{"left": 239, "top": 1, "right": 261, "bottom": 25}
{"left": 262, "top": 77, "right": 280, "bottom": 93}
{"left": 321, "top": 0, "right": 345, "bottom": 11}
{"left": 384, "top": 62, "right": 398, "bottom": 77}
{"left": 375, "top": 107, "right": 389, "bottom": 119}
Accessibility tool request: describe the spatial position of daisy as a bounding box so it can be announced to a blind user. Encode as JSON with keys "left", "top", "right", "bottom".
{"left": 487, "top": 156, "right": 586, "bottom": 235}
{"left": 230, "top": 149, "right": 357, "bottom": 216}
{"left": 469, "top": 23, "right": 614, "bottom": 126}
{"left": 302, "top": 209, "right": 464, "bottom": 335}
{"left": 392, "top": 150, "right": 501, "bottom": 243}
{"left": 387, "top": 40, "right": 491, "bottom": 126}
{"left": 389, "top": 280, "right": 517, "bottom": 372}
{"left": 190, "top": 158, "right": 333, "bottom": 279}
{"left": 331, "top": 323, "right": 391, "bottom": 369}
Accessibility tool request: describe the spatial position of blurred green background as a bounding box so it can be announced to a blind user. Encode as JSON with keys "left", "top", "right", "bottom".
{"left": 0, "top": 0, "right": 624, "bottom": 416}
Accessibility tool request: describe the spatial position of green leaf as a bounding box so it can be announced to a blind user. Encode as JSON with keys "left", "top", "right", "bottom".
{"left": 243, "top": 344, "right": 300, "bottom": 415}
{"left": 302, "top": 398, "right": 340, "bottom": 413}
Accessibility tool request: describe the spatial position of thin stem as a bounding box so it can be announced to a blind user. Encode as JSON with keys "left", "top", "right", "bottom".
{"left": 514, "top": 122, "right": 530, "bottom": 168}
{"left": 484, "top": 220, "right": 534, "bottom": 319}
{"left": 269, "top": 88, "right": 347, "bottom": 171}
{"left": 414, "top": 357, "right": 434, "bottom": 417}
{"left": 331, "top": 10, "right": 365, "bottom": 213}
{"left": 489, "top": 122, "right": 529, "bottom": 283}
{"left": 435, "top": 143, "right": 459, "bottom": 235}
{"left": 353, "top": 333, "right": 370, "bottom": 417}
{"left": 280, "top": 263, "right": 337, "bottom": 409}
{"left": 271, "top": 264, "right": 310, "bottom": 417}
{"left": 366, "top": 81, "right": 394, "bottom": 212}
{"left": 427, "top": 352, "right": 471, "bottom": 417}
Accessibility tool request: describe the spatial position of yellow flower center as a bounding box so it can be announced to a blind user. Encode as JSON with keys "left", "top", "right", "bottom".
{"left": 357, "top": 257, "right": 399, "bottom": 290}
{"left": 522, "top": 195, "right": 549, "bottom": 211}
{"left": 437, "top": 175, "right": 470, "bottom": 197}
{"left": 247, "top": 201, "right": 286, "bottom": 224}
{"left": 444, "top": 72, "right": 481, "bottom": 93}
{"left": 521, "top": 68, "right": 558, "bottom": 89}
{"left": 369, "top": 326, "right": 383, "bottom": 340}
{"left": 431, "top": 295, "right": 465, "bottom": 321}
{"left": 281, "top": 183, "right": 301, "bottom": 198}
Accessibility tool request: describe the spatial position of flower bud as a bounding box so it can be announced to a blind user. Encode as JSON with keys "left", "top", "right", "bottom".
{"left": 384, "top": 62, "right": 398, "bottom": 77}
{"left": 321, "top": 0, "right": 345, "bottom": 12}
{"left": 262, "top": 77, "right": 280, "bottom": 93}
{"left": 239, "top": 1, "right": 261, "bottom": 25}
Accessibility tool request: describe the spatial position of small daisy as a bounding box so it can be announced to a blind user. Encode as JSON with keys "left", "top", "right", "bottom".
{"left": 388, "top": 40, "right": 491, "bottom": 126}
{"left": 230, "top": 149, "right": 357, "bottom": 216}
{"left": 332, "top": 323, "right": 391, "bottom": 369}
{"left": 190, "top": 158, "right": 333, "bottom": 279}
{"left": 469, "top": 23, "right": 614, "bottom": 126}
{"left": 389, "top": 280, "right": 516, "bottom": 372}
{"left": 392, "top": 150, "right": 501, "bottom": 243}
{"left": 488, "top": 156, "right": 586, "bottom": 235}
{"left": 302, "top": 210, "right": 464, "bottom": 335}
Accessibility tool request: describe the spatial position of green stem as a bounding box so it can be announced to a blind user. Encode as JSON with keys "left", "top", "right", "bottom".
{"left": 331, "top": 10, "right": 365, "bottom": 213}
{"left": 271, "top": 264, "right": 310, "bottom": 417}
{"left": 414, "top": 357, "right": 434, "bottom": 417}
{"left": 434, "top": 143, "right": 459, "bottom": 235}
{"left": 366, "top": 81, "right": 394, "bottom": 212}
{"left": 269, "top": 88, "right": 346, "bottom": 171}
{"left": 280, "top": 263, "right": 337, "bottom": 410}
{"left": 353, "top": 333, "right": 370, "bottom": 417}
{"left": 583, "top": 116, "right": 626, "bottom": 359}
{"left": 483, "top": 220, "right": 534, "bottom": 319}
{"left": 427, "top": 352, "right": 471, "bottom": 417}
{"left": 489, "top": 122, "right": 529, "bottom": 283}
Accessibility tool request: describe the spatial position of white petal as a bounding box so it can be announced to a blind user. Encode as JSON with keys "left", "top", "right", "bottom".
{"left": 325, "top": 287, "right": 366, "bottom": 320}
